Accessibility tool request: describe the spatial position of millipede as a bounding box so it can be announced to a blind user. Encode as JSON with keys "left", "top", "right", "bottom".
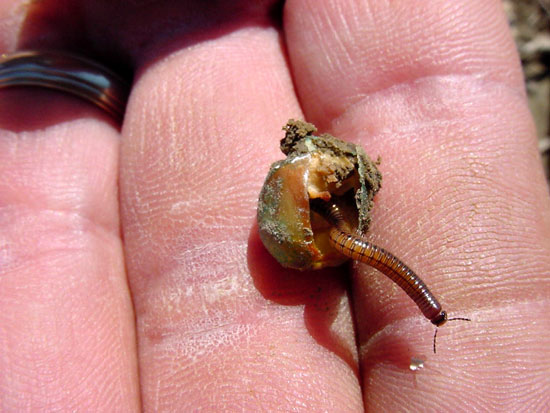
{"left": 310, "top": 199, "right": 469, "bottom": 352}
{"left": 257, "top": 119, "right": 469, "bottom": 354}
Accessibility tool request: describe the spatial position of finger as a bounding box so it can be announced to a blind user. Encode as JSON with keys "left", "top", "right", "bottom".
{"left": 0, "top": 5, "right": 139, "bottom": 411}
{"left": 285, "top": 0, "right": 550, "bottom": 409}
{"left": 120, "top": 12, "right": 363, "bottom": 411}
{"left": 0, "top": 93, "right": 140, "bottom": 409}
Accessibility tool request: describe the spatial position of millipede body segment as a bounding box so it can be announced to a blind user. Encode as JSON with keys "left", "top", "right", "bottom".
{"left": 310, "top": 199, "right": 448, "bottom": 327}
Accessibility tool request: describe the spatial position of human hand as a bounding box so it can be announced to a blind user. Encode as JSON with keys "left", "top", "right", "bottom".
{"left": 1, "top": 0, "right": 549, "bottom": 411}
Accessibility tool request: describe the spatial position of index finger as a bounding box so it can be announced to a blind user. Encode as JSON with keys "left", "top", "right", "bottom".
{"left": 285, "top": 0, "right": 550, "bottom": 410}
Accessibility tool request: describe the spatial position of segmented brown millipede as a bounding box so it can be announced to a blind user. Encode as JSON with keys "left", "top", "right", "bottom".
{"left": 311, "top": 198, "right": 448, "bottom": 327}
{"left": 311, "top": 199, "right": 470, "bottom": 352}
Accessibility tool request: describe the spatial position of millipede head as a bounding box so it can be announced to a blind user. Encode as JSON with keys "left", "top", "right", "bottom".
{"left": 431, "top": 310, "right": 448, "bottom": 327}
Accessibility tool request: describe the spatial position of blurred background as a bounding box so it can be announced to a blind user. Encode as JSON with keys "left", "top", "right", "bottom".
{"left": 504, "top": 0, "right": 550, "bottom": 184}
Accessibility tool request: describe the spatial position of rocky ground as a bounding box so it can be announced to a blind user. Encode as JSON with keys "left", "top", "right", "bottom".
{"left": 504, "top": 0, "right": 550, "bottom": 183}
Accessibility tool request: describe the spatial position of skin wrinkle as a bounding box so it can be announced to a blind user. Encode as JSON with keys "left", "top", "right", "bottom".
{"left": 330, "top": 73, "right": 528, "bottom": 137}
{"left": 365, "top": 198, "right": 550, "bottom": 303}
{"left": 0, "top": 205, "right": 124, "bottom": 287}
{"left": 287, "top": 0, "right": 523, "bottom": 127}
{"left": 361, "top": 300, "right": 550, "bottom": 410}
{"left": 0, "top": 126, "right": 120, "bottom": 235}
{"left": 135, "top": 233, "right": 254, "bottom": 337}
{"left": 145, "top": 310, "right": 351, "bottom": 410}
{"left": 364, "top": 174, "right": 544, "bottom": 286}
